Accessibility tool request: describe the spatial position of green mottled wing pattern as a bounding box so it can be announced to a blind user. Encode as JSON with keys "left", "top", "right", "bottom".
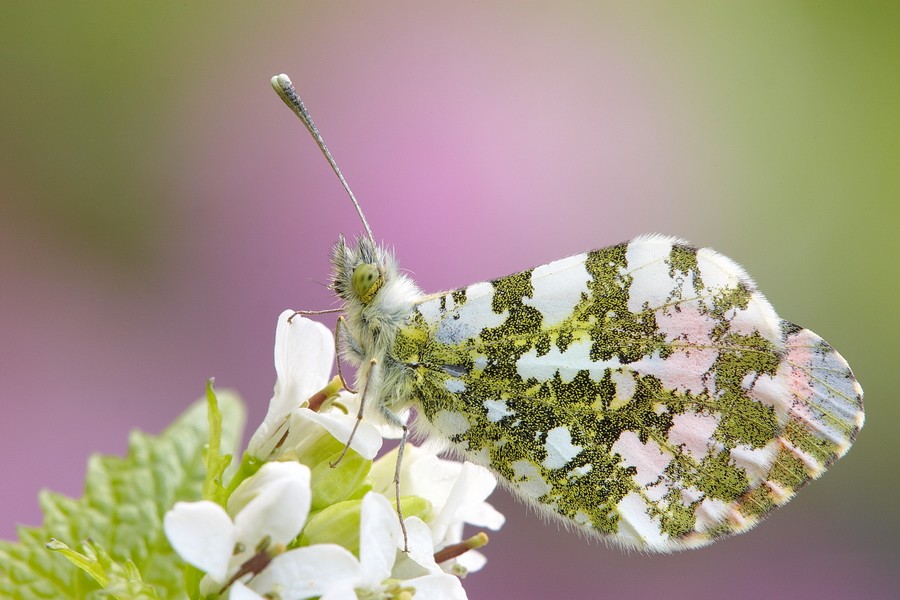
{"left": 392, "top": 235, "right": 863, "bottom": 551}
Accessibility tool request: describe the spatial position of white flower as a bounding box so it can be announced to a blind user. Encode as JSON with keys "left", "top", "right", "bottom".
{"left": 369, "top": 445, "right": 505, "bottom": 574}
{"left": 163, "top": 461, "right": 311, "bottom": 588}
{"left": 246, "top": 492, "right": 467, "bottom": 600}
{"left": 248, "top": 311, "right": 382, "bottom": 462}
{"left": 185, "top": 310, "right": 507, "bottom": 599}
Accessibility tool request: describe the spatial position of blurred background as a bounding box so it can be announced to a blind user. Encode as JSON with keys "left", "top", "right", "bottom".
{"left": 1, "top": 2, "right": 897, "bottom": 598}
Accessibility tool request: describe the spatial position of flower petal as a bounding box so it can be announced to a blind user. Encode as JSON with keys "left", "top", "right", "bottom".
{"left": 448, "top": 463, "right": 505, "bottom": 530}
{"left": 460, "top": 499, "right": 505, "bottom": 531}
{"left": 293, "top": 408, "right": 383, "bottom": 460}
{"left": 406, "top": 454, "right": 459, "bottom": 507}
{"left": 230, "top": 462, "right": 312, "bottom": 550}
{"left": 368, "top": 443, "right": 432, "bottom": 498}
{"left": 337, "top": 390, "right": 408, "bottom": 440}
{"left": 230, "top": 581, "right": 266, "bottom": 600}
{"left": 319, "top": 584, "right": 359, "bottom": 600}
{"left": 416, "top": 460, "right": 504, "bottom": 543}
{"left": 405, "top": 455, "right": 463, "bottom": 543}
{"left": 163, "top": 500, "right": 235, "bottom": 582}
{"left": 248, "top": 544, "right": 360, "bottom": 600}
{"left": 249, "top": 312, "right": 334, "bottom": 458}
{"left": 453, "top": 548, "right": 487, "bottom": 574}
{"left": 406, "top": 573, "right": 468, "bottom": 600}
{"left": 358, "top": 492, "right": 400, "bottom": 587}
{"left": 392, "top": 516, "right": 443, "bottom": 579}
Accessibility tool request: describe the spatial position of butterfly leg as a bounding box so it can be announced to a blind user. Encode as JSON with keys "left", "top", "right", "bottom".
{"left": 354, "top": 358, "right": 412, "bottom": 553}
{"left": 393, "top": 420, "right": 411, "bottom": 553}
{"left": 328, "top": 356, "right": 375, "bottom": 469}
{"left": 286, "top": 307, "right": 342, "bottom": 321}
{"left": 333, "top": 316, "right": 358, "bottom": 394}
{"left": 329, "top": 355, "right": 412, "bottom": 551}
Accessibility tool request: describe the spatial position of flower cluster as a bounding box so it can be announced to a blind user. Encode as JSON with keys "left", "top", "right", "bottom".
{"left": 164, "top": 311, "right": 504, "bottom": 599}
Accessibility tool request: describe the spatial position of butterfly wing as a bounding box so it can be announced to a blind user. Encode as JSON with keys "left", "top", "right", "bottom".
{"left": 393, "top": 234, "right": 863, "bottom": 551}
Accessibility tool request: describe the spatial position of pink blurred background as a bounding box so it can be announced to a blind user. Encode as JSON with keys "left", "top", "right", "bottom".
{"left": 2, "top": 3, "right": 897, "bottom": 598}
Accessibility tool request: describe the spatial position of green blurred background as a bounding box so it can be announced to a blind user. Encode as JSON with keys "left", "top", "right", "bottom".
{"left": 1, "top": 2, "right": 897, "bottom": 598}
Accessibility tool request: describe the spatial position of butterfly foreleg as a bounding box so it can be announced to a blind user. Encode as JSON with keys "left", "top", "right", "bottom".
{"left": 329, "top": 355, "right": 375, "bottom": 469}
{"left": 333, "top": 316, "right": 359, "bottom": 393}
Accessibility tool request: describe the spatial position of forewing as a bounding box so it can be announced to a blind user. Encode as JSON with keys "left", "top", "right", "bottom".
{"left": 393, "top": 234, "right": 863, "bottom": 551}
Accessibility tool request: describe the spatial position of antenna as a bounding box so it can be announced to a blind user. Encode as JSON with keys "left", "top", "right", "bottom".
{"left": 271, "top": 74, "right": 376, "bottom": 247}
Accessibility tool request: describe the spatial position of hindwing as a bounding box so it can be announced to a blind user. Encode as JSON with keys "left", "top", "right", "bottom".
{"left": 391, "top": 234, "right": 863, "bottom": 551}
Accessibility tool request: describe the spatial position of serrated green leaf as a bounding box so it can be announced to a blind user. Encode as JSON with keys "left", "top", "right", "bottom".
{"left": 46, "top": 539, "right": 109, "bottom": 587}
{"left": 0, "top": 390, "right": 246, "bottom": 600}
{"left": 47, "top": 538, "right": 162, "bottom": 600}
{"left": 202, "top": 381, "right": 232, "bottom": 507}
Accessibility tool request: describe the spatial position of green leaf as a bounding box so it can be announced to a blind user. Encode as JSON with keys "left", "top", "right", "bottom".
{"left": 202, "top": 381, "right": 232, "bottom": 507}
{"left": 0, "top": 390, "right": 246, "bottom": 600}
{"left": 47, "top": 538, "right": 162, "bottom": 600}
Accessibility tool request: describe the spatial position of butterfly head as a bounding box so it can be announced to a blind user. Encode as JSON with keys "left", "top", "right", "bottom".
{"left": 331, "top": 234, "right": 423, "bottom": 329}
{"left": 332, "top": 235, "right": 385, "bottom": 304}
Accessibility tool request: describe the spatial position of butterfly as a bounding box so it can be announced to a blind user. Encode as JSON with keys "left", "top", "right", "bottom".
{"left": 272, "top": 74, "right": 864, "bottom": 552}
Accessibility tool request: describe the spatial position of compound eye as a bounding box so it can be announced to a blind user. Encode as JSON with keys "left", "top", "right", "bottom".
{"left": 351, "top": 263, "right": 382, "bottom": 302}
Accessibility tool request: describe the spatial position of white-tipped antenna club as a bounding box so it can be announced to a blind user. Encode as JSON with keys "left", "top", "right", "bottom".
{"left": 271, "top": 74, "right": 376, "bottom": 247}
